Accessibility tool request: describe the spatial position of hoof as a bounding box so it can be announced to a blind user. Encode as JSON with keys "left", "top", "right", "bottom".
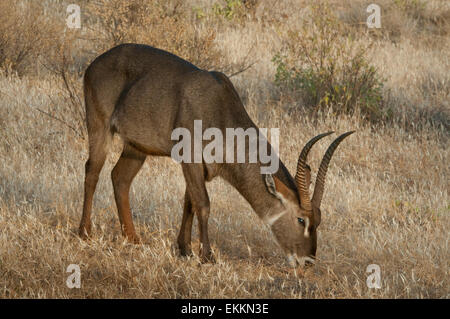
{"left": 200, "top": 252, "right": 216, "bottom": 264}
{"left": 78, "top": 225, "right": 91, "bottom": 240}
{"left": 179, "top": 247, "right": 194, "bottom": 257}
{"left": 127, "top": 235, "right": 142, "bottom": 244}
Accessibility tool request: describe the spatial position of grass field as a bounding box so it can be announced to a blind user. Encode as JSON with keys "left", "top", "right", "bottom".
{"left": 0, "top": 0, "right": 448, "bottom": 298}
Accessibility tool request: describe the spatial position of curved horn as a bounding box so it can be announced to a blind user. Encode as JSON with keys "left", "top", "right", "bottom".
{"left": 312, "top": 131, "right": 355, "bottom": 208}
{"left": 295, "top": 132, "right": 334, "bottom": 211}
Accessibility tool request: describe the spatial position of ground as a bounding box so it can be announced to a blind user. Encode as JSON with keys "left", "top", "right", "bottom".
{"left": 0, "top": 0, "right": 448, "bottom": 298}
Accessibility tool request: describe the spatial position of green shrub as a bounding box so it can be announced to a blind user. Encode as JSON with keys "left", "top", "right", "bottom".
{"left": 213, "top": 0, "right": 245, "bottom": 20}
{"left": 273, "top": 2, "right": 388, "bottom": 122}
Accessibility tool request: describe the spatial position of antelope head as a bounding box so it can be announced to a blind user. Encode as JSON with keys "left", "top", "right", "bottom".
{"left": 264, "top": 131, "right": 355, "bottom": 267}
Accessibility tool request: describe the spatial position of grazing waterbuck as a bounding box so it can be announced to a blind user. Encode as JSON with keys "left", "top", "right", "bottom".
{"left": 79, "top": 43, "right": 354, "bottom": 266}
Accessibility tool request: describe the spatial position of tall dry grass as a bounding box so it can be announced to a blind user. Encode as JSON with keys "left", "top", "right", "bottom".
{"left": 0, "top": 0, "right": 448, "bottom": 298}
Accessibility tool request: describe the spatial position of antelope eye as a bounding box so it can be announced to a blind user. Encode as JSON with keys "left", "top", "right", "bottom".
{"left": 297, "top": 217, "right": 305, "bottom": 225}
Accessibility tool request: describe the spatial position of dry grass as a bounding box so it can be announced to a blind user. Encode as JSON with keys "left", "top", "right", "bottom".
{"left": 0, "top": 0, "right": 448, "bottom": 298}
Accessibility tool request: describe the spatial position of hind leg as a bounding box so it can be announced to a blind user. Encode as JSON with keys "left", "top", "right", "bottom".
{"left": 111, "top": 143, "right": 146, "bottom": 243}
{"left": 79, "top": 129, "right": 109, "bottom": 239}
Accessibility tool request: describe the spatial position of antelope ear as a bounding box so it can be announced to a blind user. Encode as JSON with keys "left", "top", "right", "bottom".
{"left": 265, "top": 174, "right": 298, "bottom": 204}
{"left": 313, "top": 206, "right": 322, "bottom": 227}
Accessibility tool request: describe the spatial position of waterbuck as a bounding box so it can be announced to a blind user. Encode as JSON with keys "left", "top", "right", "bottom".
{"left": 79, "top": 43, "right": 354, "bottom": 266}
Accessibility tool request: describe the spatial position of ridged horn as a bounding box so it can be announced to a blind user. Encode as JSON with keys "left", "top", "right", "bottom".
{"left": 295, "top": 132, "right": 334, "bottom": 211}
{"left": 312, "top": 131, "right": 355, "bottom": 208}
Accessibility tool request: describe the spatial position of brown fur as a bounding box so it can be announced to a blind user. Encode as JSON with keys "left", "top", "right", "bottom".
{"left": 79, "top": 44, "right": 349, "bottom": 265}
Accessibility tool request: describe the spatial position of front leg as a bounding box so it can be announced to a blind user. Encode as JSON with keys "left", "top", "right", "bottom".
{"left": 181, "top": 163, "right": 215, "bottom": 263}
{"left": 177, "top": 190, "right": 194, "bottom": 257}
{"left": 196, "top": 205, "right": 215, "bottom": 263}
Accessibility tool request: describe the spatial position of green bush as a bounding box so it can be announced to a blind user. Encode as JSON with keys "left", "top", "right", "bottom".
{"left": 213, "top": 0, "right": 245, "bottom": 20}
{"left": 212, "top": 0, "right": 257, "bottom": 22}
{"left": 273, "top": 2, "right": 388, "bottom": 122}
